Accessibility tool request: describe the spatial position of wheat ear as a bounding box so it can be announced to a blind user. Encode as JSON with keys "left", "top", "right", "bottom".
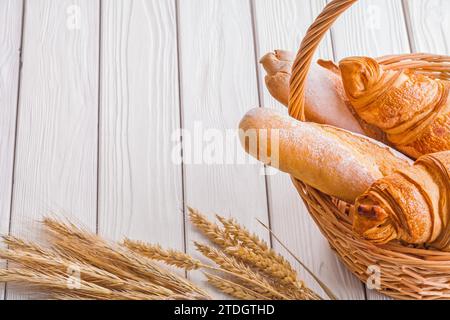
{"left": 217, "top": 215, "right": 295, "bottom": 273}
{"left": 194, "top": 242, "right": 290, "bottom": 300}
{"left": 123, "top": 240, "right": 202, "bottom": 271}
{"left": 188, "top": 207, "right": 235, "bottom": 247}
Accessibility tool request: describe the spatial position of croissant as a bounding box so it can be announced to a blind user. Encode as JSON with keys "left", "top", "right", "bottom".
{"left": 354, "top": 151, "right": 450, "bottom": 249}
{"left": 339, "top": 57, "right": 450, "bottom": 159}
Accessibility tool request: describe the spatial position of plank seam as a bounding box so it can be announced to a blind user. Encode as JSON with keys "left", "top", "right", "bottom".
{"left": 401, "top": 0, "right": 416, "bottom": 53}
{"left": 96, "top": 0, "right": 103, "bottom": 235}
{"left": 249, "top": 0, "right": 274, "bottom": 249}
{"left": 174, "top": 0, "right": 188, "bottom": 271}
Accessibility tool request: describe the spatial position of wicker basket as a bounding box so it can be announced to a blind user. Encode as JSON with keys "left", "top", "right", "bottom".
{"left": 287, "top": 0, "right": 450, "bottom": 300}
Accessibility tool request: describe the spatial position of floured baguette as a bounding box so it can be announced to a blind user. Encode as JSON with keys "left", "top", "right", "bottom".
{"left": 239, "top": 108, "right": 411, "bottom": 203}
{"left": 354, "top": 151, "right": 450, "bottom": 249}
{"left": 260, "top": 50, "right": 386, "bottom": 142}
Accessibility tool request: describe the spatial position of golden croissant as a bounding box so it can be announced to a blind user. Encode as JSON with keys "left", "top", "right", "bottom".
{"left": 339, "top": 57, "right": 450, "bottom": 159}
{"left": 354, "top": 151, "right": 450, "bottom": 249}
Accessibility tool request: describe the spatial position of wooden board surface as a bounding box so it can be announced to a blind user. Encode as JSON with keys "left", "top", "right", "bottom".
{"left": 0, "top": 0, "right": 440, "bottom": 300}
{"left": 98, "top": 0, "right": 184, "bottom": 250}
{"left": 405, "top": 0, "right": 450, "bottom": 54}
{"left": 0, "top": 0, "right": 23, "bottom": 300}
{"left": 7, "top": 0, "right": 99, "bottom": 298}
{"left": 330, "top": 0, "right": 410, "bottom": 60}
{"left": 253, "top": 0, "right": 365, "bottom": 300}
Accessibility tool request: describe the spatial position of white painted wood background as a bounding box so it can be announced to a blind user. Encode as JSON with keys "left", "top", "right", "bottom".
{"left": 0, "top": 0, "right": 448, "bottom": 300}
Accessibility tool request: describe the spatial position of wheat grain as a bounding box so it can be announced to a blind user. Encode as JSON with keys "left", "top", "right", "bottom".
{"left": 188, "top": 207, "right": 235, "bottom": 247}
{"left": 123, "top": 240, "right": 202, "bottom": 271}
{"left": 217, "top": 215, "right": 298, "bottom": 280}
{"left": 217, "top": 215, "right": 269, "bottom": 252}
{"left": 225, "top": 246, "right": 300, "bottom": 287}
{"left": 257, "top": 218, "right": 337, "bottom": 300}
{"left": 194, "top": 242, "right": 290, "bottom": 299}
{"left": 204, "top": 273, "right": 266, "bottom": 300}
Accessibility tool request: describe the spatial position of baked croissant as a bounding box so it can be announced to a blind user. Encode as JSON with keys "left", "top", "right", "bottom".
{"left": 339, "top": 57, "right": 450, "bottom": 159}
{"left": 354, "top": 151, "right": 450, "bottom": 249}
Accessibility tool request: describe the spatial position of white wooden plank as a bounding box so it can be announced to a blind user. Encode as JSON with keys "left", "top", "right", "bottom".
{"left": 254, "top": 0, "right": 365, "bottom": 300}
{"left": 8, "top": 0, "right": 99, "bottom": 299}
{"left": 178, "top": 0, "right": 270, "bottom": 297}
{"left": 405, "top": 0, "right": 450, "bottom": 54}
{"left": 0, "top": 0, "right": 23, "bottom": 300}
{"left": 329, "top": 0, "right": 410, "bottom": 300}
{"left": 98, "top": 0, "right": 183, "bottom": 250}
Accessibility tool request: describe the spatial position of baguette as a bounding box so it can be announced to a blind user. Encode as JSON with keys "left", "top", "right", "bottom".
{"left": 239, "top": 108, "right": 411, "bottom": 203}
{"left": 354, "top": 151, "right": 450, "bottom": 249}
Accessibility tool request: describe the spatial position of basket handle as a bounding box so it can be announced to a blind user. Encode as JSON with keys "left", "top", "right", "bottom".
{"left": 289, "top": 0, "right": 358, "bottom": 121}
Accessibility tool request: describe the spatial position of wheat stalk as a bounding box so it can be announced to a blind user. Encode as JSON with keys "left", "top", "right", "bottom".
{"left": 123, "top": 241, "right": 202, "bottom": 271}
{"left": 194, "top": 242, "right": 290, "bottom": 300}
{"left": 257, "top": 218, "right": 338, "bottom": 300}
{"left": 189, "top": 211, "right": 299, "bottom": 286}
{"left": 224, "top": 246, "right": 301, "bottom": 288}
{"left": 204, "top": 273, "right": 267, "bottom": 300}
{"left": 217, "top": 216, "right": 296, "bottom": 275}
{"left": 188, "top": 207, "right": 235, "bottom": 248}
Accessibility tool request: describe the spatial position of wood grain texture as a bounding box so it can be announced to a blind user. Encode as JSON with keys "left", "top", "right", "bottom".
{"left": 254, "top": 0, "right": 365, "bottom": 300}
{"left": 177, "top": 0, "right": 270, "bottom": 297}
{"left": 8, "top": 0, "right": 99, "bottom": 298}
{"left": 405, "top": 0, "right": 450, "bottom": 54}
{"left": 329, "top": 0, "right": 410, "bottom": 300}
{"left": 0, "top": 0, "right": 23, "bottom": 300}
{"left": 0, "top": 0, "right": 438, "bottom": 301}
{"left": 331, "top": 0, "right": 410, "bottom": 60}
{"left": 98, "top": 0, "right": 183, "bottom": 250}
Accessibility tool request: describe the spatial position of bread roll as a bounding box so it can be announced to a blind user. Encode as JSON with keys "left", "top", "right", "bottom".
{"left": 260, "top": 51, "right": 386, "bottom": 142}
{"left": 339, "top": 56, "right": 450, "bottom": 159}
{"left": 239, "top": 108, "right": 411, "bottom": 203}
{"left": 354, "top": 151, "right": 450, "bottom": 249}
